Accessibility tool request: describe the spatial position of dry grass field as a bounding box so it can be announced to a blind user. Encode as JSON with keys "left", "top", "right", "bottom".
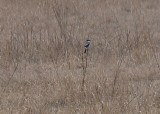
{"left": 0, "top": 0, "right": 160, "bottom": 113}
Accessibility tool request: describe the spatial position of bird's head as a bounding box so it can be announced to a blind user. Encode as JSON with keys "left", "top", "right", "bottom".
{"left": 86, "top": 40, "right": 91, "bottom": 43}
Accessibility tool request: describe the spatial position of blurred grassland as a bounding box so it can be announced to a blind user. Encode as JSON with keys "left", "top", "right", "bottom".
{"left": 0, "top": 0, "right": 160, "bottom": 113}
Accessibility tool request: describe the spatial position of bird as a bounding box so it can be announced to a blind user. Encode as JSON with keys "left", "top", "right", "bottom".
{"left": 84, "top": 40, "right": 91, "bottom": 53}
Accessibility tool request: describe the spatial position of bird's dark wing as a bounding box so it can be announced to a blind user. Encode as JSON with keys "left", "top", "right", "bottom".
{"left": 85, "top": 43, "right": 90, "bottom": 48}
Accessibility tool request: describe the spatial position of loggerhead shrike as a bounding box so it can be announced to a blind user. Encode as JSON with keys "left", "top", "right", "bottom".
{"left": 84, "top": 40, "right": 91, "bottom": 53}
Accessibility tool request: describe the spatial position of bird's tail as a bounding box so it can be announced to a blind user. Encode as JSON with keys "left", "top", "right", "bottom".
{"left": 84, "top": 48, "right": 87, "bottom": 53}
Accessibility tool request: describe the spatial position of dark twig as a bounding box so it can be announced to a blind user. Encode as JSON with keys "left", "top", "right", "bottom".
{"left": 81, "top": 49, "right": 89, "bottom": 91}
{"left": 4, "top": 62, "right": 19, "bottom": 87}
{"left": 81, "top": 52, "right": 86, "bottom": 91}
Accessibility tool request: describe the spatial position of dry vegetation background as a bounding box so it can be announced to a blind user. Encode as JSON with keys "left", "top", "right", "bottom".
{"left": 0, "top": 0, "right": 160, "bottom": 113}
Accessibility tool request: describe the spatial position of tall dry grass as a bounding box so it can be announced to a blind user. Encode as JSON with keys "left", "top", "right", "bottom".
{"left": 0, "top": 0, "right": 160, "bottom": 113}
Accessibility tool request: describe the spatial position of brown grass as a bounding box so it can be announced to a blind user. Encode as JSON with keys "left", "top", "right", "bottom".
{"left": 0, "top": 0, "right": 160, "bottom": 113}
